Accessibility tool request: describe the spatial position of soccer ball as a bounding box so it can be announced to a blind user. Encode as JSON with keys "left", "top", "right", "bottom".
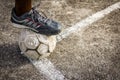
{"left": 18, "top": 29, "right": 57, "bottom": 60}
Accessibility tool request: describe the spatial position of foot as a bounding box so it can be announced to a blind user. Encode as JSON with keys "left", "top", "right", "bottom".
{"left": 11, "top": 7, "right": 62, "bottom": 35}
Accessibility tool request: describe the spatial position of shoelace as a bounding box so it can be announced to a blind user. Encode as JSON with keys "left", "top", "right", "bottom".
{"left": 29, "top": 4, "right": 51, "bottom": 24}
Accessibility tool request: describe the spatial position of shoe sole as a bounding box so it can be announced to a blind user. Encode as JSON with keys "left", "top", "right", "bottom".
{"left": 12, "top": 23, "right": 61, "bottom": 35}
{"left": 12, "top": 23, "right": 39, "bottom": 32}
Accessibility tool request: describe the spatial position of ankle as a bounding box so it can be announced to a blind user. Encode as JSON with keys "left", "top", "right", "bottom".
{"left": 15, "top": 8, "right": 31, "bottom": 17}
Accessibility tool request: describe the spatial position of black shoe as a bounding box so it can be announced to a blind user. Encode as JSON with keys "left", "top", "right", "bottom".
{"left": 11, "top": 7, "right": 62, "bottom": 35}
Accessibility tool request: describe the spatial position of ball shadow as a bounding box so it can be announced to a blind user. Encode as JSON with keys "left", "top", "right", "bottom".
{"left": 0, "top": 43, "right": 30, "bottom": 69}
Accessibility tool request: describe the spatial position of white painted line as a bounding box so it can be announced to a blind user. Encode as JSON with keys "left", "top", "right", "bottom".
{"left": 30, "top": 58, "right": 65, "bottom": 80}
{"left": 56, "top": 2, "right": 120, "bottom": 42}
{"left": 29, "top": 2, "right": 120, "bottom": 80}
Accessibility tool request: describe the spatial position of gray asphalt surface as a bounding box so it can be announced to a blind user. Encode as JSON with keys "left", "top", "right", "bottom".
{"left": 0, "top": 0, "right": 120, "bottom": 80}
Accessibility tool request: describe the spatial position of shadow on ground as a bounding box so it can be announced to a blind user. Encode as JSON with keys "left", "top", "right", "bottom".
{"left": 0, "top": 43, "right": 31, "bottom": 79}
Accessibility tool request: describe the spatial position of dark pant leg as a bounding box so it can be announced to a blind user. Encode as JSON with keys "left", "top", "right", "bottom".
{"left": 15, "top": 0, "right": 32, "bottom": 16}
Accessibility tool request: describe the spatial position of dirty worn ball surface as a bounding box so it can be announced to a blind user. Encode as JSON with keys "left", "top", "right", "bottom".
{"left": 24, "top": 35, "right": 39, "bottom": 49}
{"left": 18, "top": 30, "right": 57, "bottom": 60}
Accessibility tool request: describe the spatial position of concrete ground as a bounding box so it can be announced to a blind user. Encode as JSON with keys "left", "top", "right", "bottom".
{"left": 0, "top": 0, "right": 120, "bottom": 80}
